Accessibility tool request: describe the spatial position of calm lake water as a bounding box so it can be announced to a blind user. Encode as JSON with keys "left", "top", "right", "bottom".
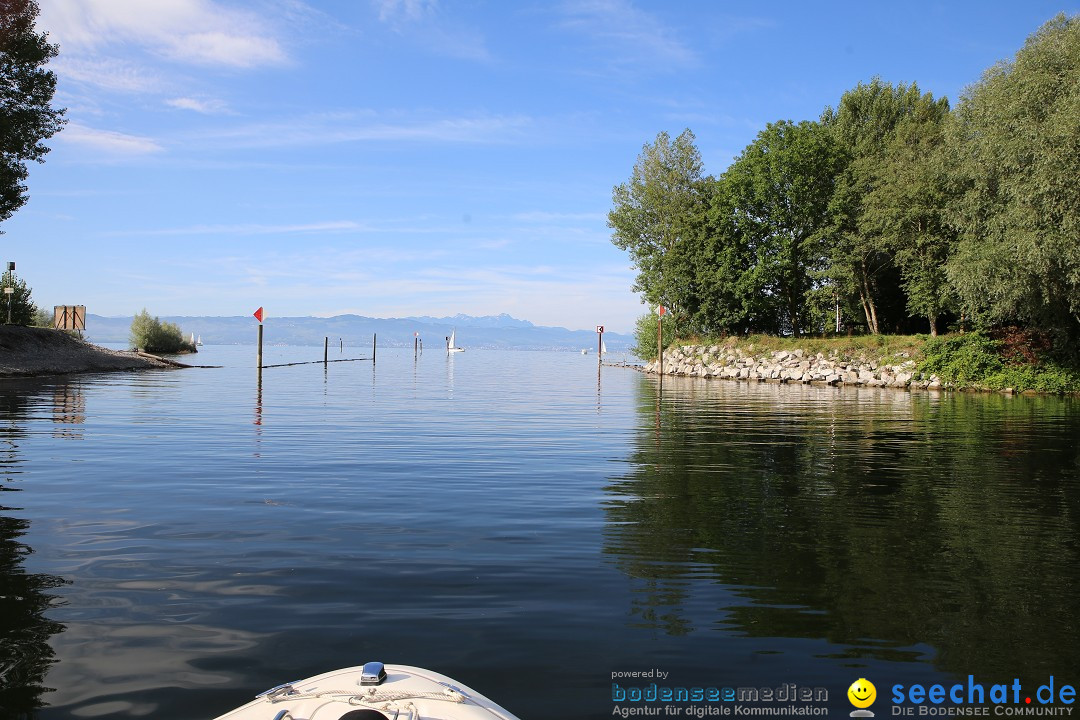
{"left": 1, "top": 345, "right": 1078, "bottom": 719}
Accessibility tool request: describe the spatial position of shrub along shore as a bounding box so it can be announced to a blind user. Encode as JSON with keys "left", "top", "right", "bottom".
{"left": 636, "top": 333, "right": 1080, "bottom": 395}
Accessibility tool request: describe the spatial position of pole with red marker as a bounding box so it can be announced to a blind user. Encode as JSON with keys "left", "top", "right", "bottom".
{"left": 657, "top": 305, "right": 666, "bottom": 376}
{"left": 253, "top": 306, "right": 265, "bottom": 373}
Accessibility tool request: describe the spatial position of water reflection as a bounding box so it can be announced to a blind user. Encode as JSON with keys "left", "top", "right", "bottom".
{"left": 40, "top": 621, "right": 264, "bottom": 717}
{"left": 51, "top": 385, "right": 85, "bottom": 440}
{"left": 253, "top": 377, "right": 263, "bottom": 428}
{"left": 596, "top": 363, "right": 602, "bottom": 415}
{"left": 605, "top": 377, "right": 1080, "bottom": 682}
{"left": 0, "top": 511, "right": 68, "bottom": 718}
{"left": 0, "top": 382, "right": 70, "bottom": 718}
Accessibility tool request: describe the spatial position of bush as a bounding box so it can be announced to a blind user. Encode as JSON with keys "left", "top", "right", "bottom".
{"left": 633, "top": 311, "right": 677, "bottom": 360}
{"left": 918, "top": 332, "right": 1080, "bottom": 393}
{"left": 32, "top": 308, "right": 52, "bottom": 327}
{"left": 130, "top": 309, "right": 195, "bottom": 354}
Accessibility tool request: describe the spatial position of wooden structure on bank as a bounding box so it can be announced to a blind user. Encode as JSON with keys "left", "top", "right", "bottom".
{"left": 54, "top": 305, "right": 86, "bottom": 331}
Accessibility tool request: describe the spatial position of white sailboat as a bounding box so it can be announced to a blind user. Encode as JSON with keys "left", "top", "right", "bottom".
{"left": 447, "top": 328, "right": 465, "bottom": 353}
{"left": 601, "top": 339, "right": 608, "bottom": 355}
{"left": 196, "top": 335, "right": 203, "bottom": 346}
{"left": 189, "top": 332, "right": 196, "bottom": 345}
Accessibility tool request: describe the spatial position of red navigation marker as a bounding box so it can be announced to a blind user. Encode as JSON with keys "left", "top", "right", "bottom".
{"left": 253, "top": 307, "right": 264, "bottom": 323}
{"left": 658, "top": 305, "right": 666, "bottom": 317}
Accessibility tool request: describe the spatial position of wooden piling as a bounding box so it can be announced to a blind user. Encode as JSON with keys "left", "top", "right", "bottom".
{"left": 372, "top": 333, "right": 377, "bottom": 364}
{"left": 657, "top": 311, "right": 663, "bottom": 376}
{"left": 257, "top": 323, "right": 264, "bottom": 372}
{"left": 324, "top": 336, "right": 328, "bottom": 365}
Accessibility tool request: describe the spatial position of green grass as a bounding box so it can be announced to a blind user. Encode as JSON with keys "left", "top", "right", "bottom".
{"left": 684, "top": 333, "right": 929, "bottom": 366}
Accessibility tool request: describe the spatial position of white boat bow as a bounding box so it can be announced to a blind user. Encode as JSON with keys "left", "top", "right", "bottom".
{"left": 213, "top": 662, "right": 520, "bottom": 720}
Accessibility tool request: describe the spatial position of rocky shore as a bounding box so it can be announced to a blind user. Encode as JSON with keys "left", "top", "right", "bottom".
{"left": 0, "top": 325, "right": 176, "bottom": 378}
{"left": 641, "top": 343, "right": 948, "bottom": 390}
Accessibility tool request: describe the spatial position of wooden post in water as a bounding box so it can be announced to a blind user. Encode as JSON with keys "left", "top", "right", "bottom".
{"left": 414, "top": 332, "right": 418, "bottom": 360}
{"left": 372, "top": 333, "right": 377, "bottom": 364}
{"left": 657, "top": 305, "right": 664, "bottom": 377}
{"left": 324, "top": 337, "right": 329, "bottom": 365}
{"left": 340, "top": 337, "right": 343, "bottom": 353}
{"left": 257, "top": 324, "right": 264, "bottom": 375}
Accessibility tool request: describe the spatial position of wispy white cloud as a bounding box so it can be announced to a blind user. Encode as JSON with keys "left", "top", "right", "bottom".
{"left": 167, "top": 31, "right": 285, "bottom": 68}
{"left": 375, "top": 0, "right": 439, "bottom": 23}
{"left": 372, "top": 0, "right": 490, "bottom": 61}
{"left": 59, "top": 124, "right": 164, "bottom": 155}
{"left": 41, "top": 0, "right": 289, "bottom": 70}
{"left": 51, "top": 57, "right": 166, "bottom": 94}
{"left": 119, "top": 221, "right": 368, "bottom": 237}
{"left": 557, "top": 0, "right": 696, "bottom": 71}
{"left": 166, "top": 97, "right": 230, "bottom": 114}
{"left": 202, "top": 111, "right": 533, "bottom": 148}
{"left": 510, "top": 211, "right": 607, "bottom": 223}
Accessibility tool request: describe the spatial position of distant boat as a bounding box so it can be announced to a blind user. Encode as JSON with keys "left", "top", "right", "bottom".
{"left": 196, "top": 335, "right": 203, "bottom": 346}
{"left": 189, "top": 332, "right": 196, "bottom": 345}
{"left": 601, "top": 339, "right": 608, "bottom": 355}
{"left": 447, "top": 329, "right": 465, "bottom": 353}
{"left": 581, "top": 348, "right": 589, "bottom": 355}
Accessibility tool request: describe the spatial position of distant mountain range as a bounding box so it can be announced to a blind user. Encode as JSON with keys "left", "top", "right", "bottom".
{"left": 84, "top": 313, "right": 634, "bottom": 352}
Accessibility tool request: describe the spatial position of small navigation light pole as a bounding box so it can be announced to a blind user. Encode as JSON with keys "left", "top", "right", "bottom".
{"left": 253, "top": 306, "right": 265, "bottom": 376}
{"left": 596, "top": 325, "right": 604, "bottom": 365}
{"left": 414, "top": 331, "right": 419, "bottom": 360}
{"left": 5, "top": 262, "right": 15, "bottom": 325}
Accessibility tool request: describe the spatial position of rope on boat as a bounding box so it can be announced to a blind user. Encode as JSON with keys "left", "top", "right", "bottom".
{"left": 263, "top": 686, "right": 467, "bottom": 705}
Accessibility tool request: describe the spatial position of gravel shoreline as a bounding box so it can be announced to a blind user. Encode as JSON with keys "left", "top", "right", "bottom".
{"left": 0, "top": 325, "right": 176, "bottom": 378}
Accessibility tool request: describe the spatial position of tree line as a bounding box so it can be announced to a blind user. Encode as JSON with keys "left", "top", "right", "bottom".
{"left": 609, "top": 15, "right": 1080, "bottom": 349}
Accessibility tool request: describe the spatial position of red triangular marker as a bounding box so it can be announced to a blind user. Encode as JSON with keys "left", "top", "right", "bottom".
{"left": 253, "top": 307, "right": 264, "bottom": 323}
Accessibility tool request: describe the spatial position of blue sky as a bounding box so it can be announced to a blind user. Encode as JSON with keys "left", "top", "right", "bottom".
{"left": 4, "top": 1, "right": 1075, "bottom": 332}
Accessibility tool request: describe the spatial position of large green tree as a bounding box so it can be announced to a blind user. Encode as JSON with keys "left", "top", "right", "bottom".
{"left": 720, "top": 120, "right": 841, "bottom": 337}
{"left": 692, "top": 175, "right": 762, "bottom": 335}
{"left": 608, "top": 130, "right": 709, "bottom": 329}
{"left": 821, "top": 79, "right": 947, "bottom": 334}
{"left": 862, "top": 96, "right": 954, "bottom": 336}
{"left": 0, "top": 0, "right": 64, "bottom": 225}
{"left": 946, "top": 14, "right": 1080, "bottom": 339}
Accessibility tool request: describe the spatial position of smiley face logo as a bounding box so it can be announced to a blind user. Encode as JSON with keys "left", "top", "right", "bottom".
{"left": 848, "top": 678, "right": 876, "bottom": 709}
